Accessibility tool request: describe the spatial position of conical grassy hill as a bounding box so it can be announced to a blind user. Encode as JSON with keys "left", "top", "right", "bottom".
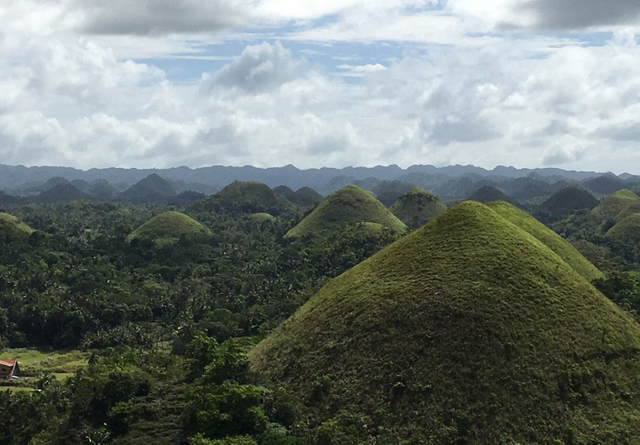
{"left": 592, "top": 189, "right": 640, "bottom": 223}
{"left": 488, "top": 201, "right": 603, "bottom": 281}
{"left": 191, "top": 181, "right": 295, "bottom": 216}
{"left": 606, "top": 213, "right": 640, "bottom": 244}
{"left": 538, "top": 186, "right": 598, "bottom": 219}
{"left": 285, "top": 185, "right": 407, "bottom": 238}
{"left": 391, "top": 187, "right": 447, "bottom": 229}
{"left": 0, "top": 213, "right": 34, "bottom": 239}
{"left": 251, "top": 201, "right": 640, "bottom": 444}
{"left": 126, "top": 211, "right": 211, "bottom": 246}
{"left": 468, "top": 185, "right": 512, "bottom": 203}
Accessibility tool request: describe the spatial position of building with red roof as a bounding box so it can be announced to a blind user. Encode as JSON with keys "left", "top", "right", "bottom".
{"left": 0, "top": 358, "right": 20, "bottom": 379}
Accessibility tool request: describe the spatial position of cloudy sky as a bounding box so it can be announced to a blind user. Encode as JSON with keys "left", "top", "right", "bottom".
{"left": 2, "top": 0, "right": 640, "bottom": 172}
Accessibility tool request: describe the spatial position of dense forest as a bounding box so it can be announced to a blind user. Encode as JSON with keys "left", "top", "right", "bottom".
{"left": 2, "top": 174, "right": 640, "bottom": 444}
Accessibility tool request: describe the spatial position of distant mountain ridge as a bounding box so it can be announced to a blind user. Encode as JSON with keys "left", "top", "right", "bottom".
{"left": 0, "top": 163, "right": 616, "bottom": 192}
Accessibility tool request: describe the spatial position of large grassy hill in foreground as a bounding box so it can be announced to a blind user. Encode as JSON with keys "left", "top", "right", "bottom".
{"left": 285, "top": 184, "right": 407, "bottom": 238}
{"left": 251, "top": 201, "right": 640, "bottom": 444}
{"left": 126, "top": 211, "right": 212, "bottom": 245}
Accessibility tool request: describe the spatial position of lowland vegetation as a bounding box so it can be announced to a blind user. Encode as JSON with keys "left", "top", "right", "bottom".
{"left": 1, "top": 173, "right": 640, "bottom": 444}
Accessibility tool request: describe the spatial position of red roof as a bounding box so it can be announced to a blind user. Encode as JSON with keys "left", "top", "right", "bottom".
{"left": 0, "top": 359, "right": 17, "bottom": 367}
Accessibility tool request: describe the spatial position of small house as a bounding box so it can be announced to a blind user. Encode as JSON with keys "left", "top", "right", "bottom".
{"left": 0, "top": 359, "right": 20, "bottom": 379}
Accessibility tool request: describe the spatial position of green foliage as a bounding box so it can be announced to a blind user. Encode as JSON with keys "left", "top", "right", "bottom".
{"left": 594, "top": 271, "right": 640, "bottom": 316}
{"left": 2, "top": 187, "right": 640, "bottom": 444}
{"left": 189, "top": 434, "right": 258, "bottom": 445}
{"left": 184, "top": 381, "right": 269, "bottom": 440}
{"left": 252, "top": 201, "right": 640, "bottom": 444}
{"left": 285, "top": 185, "right": 407, "bottom": 238}
{"left": 390, "top": 187, "right": 447, "bottom": 230}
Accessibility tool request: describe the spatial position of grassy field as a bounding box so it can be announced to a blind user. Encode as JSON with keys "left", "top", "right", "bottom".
{"left": 0, "top": 348, "right": 89, "bottom": 392}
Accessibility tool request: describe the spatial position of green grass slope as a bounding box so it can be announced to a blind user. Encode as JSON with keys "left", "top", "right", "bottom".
{"left": 488, "top": 201, "right": 603, "bottom": 281}
{"left": 191, "top": 181, "right": 296, "bottom": 216}
{"left": 248, "top": 212, "right": 276, "bottom": 222}
{"left": 613, "top": 200, "right": 640, "bottom": 222}
{"left": 391, "top": 187, "right": 447, "bottom": 229}
{"left": 285, "top": 185, "right": 407, "bottom": 238}
{"left": 126, "top": 211, "right": 211, "bottom": 245}
{"left": 592, "top": 189, "right": 640, "bottom": 223}
{"left": 606, "top": 213, "right": 640, "bottom": 244}
{"left": 0, "top": 212, "right": 34, "bottom": 239}
{"left": 251, "top": 201, "right": 640, "bottom": 444}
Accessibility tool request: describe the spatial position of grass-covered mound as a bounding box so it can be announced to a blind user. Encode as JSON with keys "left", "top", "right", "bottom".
{"left": 488, "top": 201, "right": 603, "bottom": 281}
{"left": 592, "top": 189, "right": 640, "bottom": 223}
{"left": 273, "top": 185, "right": 295, "bottom": 199}
{"left": 285, "top": 185, "right": 407, "bottom": 238}
{"left": 34, "top": 184, "right": 91, "bottom": 203}
{"left": 191, "top": 181, "right": 296, "bottom": 216}
{"left": 391, "top": 187, "right": 447, "bottom": 229}
{"left": 126, "top": 211, "right": 212, "bottom": 246}
{"left": 606, "top": 214, "right": 640, "bottom": 244}
{"left": 613, "top": 200, "right": 640, "bottom": 222}
{"left": 120, "top": 173, "right": 176, "bottom": 202}
{"left": 288, "top": 187, "right": 323, "bottom": 207}
{"left": 0, "top": 190, "right": 19, "bottom": 204}
{"left": 0, "top": 213, "right": 34, "bottom": 239}
{"left": 538, "top": 186, "right": 598, "bottom": 219}
{"left": 251, "top": 201, "right": 640, "bottom": 444}
{"left": 248, "top": 212, "right": 276, "bottom": 222}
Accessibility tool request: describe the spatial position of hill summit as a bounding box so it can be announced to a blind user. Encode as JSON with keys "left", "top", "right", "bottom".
{"left": 120, "top": 174, "right": 176, "bottom": 202}
{"left": 34, "top": 183, "right": 91, "bottom": 203}
{"left": 390, "top": 187, "right": 446, "bottom": 229}
{"left": 191, "top": 181, "right": 295, "bottom": 216}
{"left": 468, "top": 185, "right": 512, "bottom": 204}
{"left": 592, "top": 189, "right": 640, "bottom": 224}
{"left": 285, "top": 185, "right": 407, "bottom": 238}
{"left": 251, "top": 201, "right": 640, "bottom": 444}
{"left": 126, "top": 211, "right": 211, "bottom": 246}
{"left": 538, "top": 186, "right": 598, "bottom": 220}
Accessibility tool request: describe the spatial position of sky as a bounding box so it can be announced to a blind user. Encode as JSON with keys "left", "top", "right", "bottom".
{"left": 2, "top": 0, "right": 640, "bottom": 173}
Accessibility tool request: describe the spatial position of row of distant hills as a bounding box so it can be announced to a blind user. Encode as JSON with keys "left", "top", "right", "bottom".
{"left": 0, "top": 163, "right": 638, "bottom": 206}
